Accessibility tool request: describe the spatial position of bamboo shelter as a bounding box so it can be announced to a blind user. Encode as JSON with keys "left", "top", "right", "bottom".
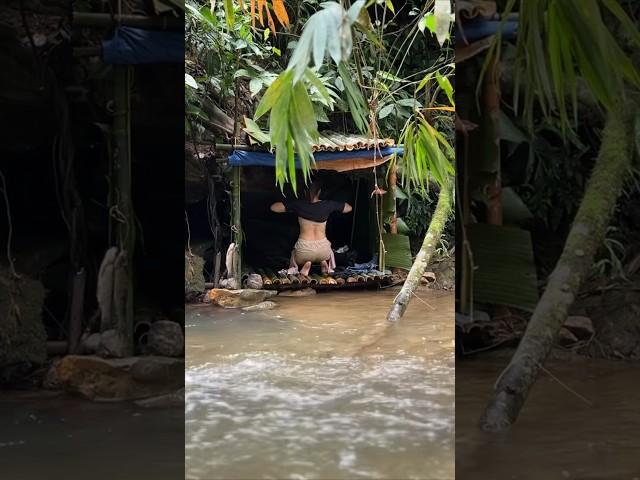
{"left": 223, "top": 133, "right": 407, "bottom": 292}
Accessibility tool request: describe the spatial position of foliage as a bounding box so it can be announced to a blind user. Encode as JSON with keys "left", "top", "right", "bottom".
{"left": 187, "top": 0, "right": 457, "bottom": 197}
{"left": 483, "top": 0, "right": 640, "bottom": 136}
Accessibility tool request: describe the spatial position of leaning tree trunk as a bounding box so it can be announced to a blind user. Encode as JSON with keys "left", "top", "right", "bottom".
{"left": 480, "top": 102, "right": 635, "bottom": 431}
{"left": 387, "top": 181, "right": 453, "bottom": 322}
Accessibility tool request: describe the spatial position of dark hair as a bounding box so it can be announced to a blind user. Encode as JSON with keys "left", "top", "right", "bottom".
{"left": 305, "top": 179, "right": 322, "bottom": 201}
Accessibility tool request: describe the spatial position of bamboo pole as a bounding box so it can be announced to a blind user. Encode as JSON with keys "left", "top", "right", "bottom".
{"left": 213, "top": 251, "right": 221, "bottom": 288}
{"left": 112, "top": 65, "right": 134, "bottom": 356}
{"left": 480, "top": 104, "right": 635, "bottom": 431}
{"left": 387, "top": 181, "right": 453, "bottom": 322}
{"left": 232, "top": 167, "right": 242, "bottom": 288}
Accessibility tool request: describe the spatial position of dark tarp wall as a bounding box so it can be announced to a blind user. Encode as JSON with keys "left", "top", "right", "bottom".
{"left": 240, "top": 167, "right": 374, "bottom": 271}
{"left": 103, "top": 27, "right": 184, "bottom": 64}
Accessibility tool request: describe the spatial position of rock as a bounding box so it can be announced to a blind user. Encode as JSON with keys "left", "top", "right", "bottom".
{"left": 219, "top": 278, "right": 239, "bottom": 290}
{"left": 242, "top": 301, "right": 277, "bottom": 312}
{"left": 421, "top": 271, "right": 437, "bottom": 284}
{"left": 557, "top": 327, "right": 579, "bottom": 347}
{"left": 244, "top": 273, "right": 263, "bottom": 290}
{"left": 98, "top": 329, "right": 127, "bottom": 358}
{"left": 185, "top": 253, "right": 205, "bottom": 301}
{"left": 130, "top": 356, "right": 184, "bottom": 383}
{"left": 46, "top": 355, "right": 184, "bottom": 401}
{"left": 81, "top": 332, "right": 102, "bottom": 354}
{"left": 208, "top": 288, "right": 277, "bottom": 308}
{"left": 563, "top": 316, "right": 594, "bottom": 340}
{"left": 134, "top": 388, "right": 185, "bottom": 408}
{"left": 277, "top": 288, "right": 317, "bottom": 297}
{"left": 147, "top": 320, "right": 184, "bottom": 357}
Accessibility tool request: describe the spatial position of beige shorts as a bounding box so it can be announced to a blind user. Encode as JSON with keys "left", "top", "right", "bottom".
{"left": 293, "top": 238, "right": 333, "bottom": 264}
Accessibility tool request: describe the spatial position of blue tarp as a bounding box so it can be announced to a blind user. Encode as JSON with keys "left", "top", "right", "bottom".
{"left": 456, "top": 20, "right": 518, "bottom": 44}
{"left": 103, "top": 27, "right": 184, "bottom": 64}
{"left": 228, "top": 146, "right": 403, "bottom": 168}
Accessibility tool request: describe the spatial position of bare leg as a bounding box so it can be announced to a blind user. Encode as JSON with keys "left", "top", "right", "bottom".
{"left": 320, "top": 260, "right": 334, "bottom": 274}
{"left": 300, "top": 261, "right": 312, "bottom": 276}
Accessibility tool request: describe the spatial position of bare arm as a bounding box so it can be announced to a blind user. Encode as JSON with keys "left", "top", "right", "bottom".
{"left": 270, "top": 202, "right": 286, "bottom": 213}
{"left": 342, "top": 203, "right": 353, "bottom": 214}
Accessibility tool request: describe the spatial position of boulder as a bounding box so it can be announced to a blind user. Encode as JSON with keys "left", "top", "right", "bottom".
{"left": 46, "top": 355, "right": 184, "bottom": 401}
{"left": 208, "top": 288, "right": 277, "bottom": 308}
{"left": 421, "top": 271, "right": 437, "bottom": 284}
{"left": 242, "top": 301, "right": 277, "bottom": 312}
{"left": 563, "top": 316, "right": 594, "bottom": 340}
{"left": 244, "top": 273, "right": 263, "bottom": 290}
{"left": 277, "top": 288, "right": 317, "bottom": 297}
{"left": 0, "top": 269, "right": 47, "bottom": 368}
{"left": 185, "top": 253, "right": 205, "bottom": 301}
{"left": 98, "top": 329, "right": 128, "bottom": 358}
{"left": 147, "top": 320, "right": 184, "bottom": 357}
{"left": 80, "top": 332, "right": 102, "bottom": 354}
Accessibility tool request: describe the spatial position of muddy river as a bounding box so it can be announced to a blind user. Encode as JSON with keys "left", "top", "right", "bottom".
{"left": 0, "top": 391, "right": 184, "bottom": 480}
{"left": 186, "top": 288, "right": 455, "bottom": 480}
{"left": 456, "top": 356, "right": 640, "bottom": 479}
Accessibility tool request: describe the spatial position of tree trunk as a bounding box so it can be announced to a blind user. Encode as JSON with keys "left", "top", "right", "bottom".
{"left": 387, "top": 181, "right": 453, "bottom": 322}
{"left": 480, "top": 103, "right": 635, "bottom": 431}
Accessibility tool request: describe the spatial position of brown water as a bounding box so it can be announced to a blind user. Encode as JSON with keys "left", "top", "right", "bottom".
{"left": 0, "top": 391, "right": 184, "bottom": 480}
{"left": 456, "top": 357, "right": 640, "bottom": 480}
{"left": 186, "top": 288, "right": 455, "bottom": 480}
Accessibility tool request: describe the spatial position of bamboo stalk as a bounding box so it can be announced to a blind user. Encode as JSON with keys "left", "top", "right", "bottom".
{"left": 288, "top": 274, "right": 300, "bottom": 284}
{"left": 256, "top": 269, "right": 272, "bottom": 286}
{"left": 336, "top": 277, "right": 346, "bottom": 285}
{"left": 265, "top": 269, "right": 281, "bottom": 285}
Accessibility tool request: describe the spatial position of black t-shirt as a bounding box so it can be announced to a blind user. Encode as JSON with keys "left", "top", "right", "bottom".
{"left": 283, "top": 199, "right": 345, "bottom": 222}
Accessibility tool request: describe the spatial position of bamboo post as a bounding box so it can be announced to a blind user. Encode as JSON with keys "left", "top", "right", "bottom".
{"left": 112, "top": 65, "right": 134, "bottom": 356}
{"left": 68, "top": 268, "right": 86, "bottom": 354}
{"left": 480, "top": 104, "right": 635, "bottom": 431}
{"left": 213, "top": 251, "right": 221, "bottom": 288}
{"left": 232, "top": 166, "right": 242, "bottom": 289}
{"left": 389, "top": 163, "right": 398, "bottom": 234}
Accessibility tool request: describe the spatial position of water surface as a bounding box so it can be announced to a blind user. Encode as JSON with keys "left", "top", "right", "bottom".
{"left": 456, "top": 357, "right": 640, "bottom": 479}
{"left": 186, "top": 288, "right": 455, "bottom": 480}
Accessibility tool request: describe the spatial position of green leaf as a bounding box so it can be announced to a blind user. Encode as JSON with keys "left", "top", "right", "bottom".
{"left": 185, "top": 73, "right": 198, "bottom": 89}
{"left": 224, "top": 0, "right": 234, "bottom": 28}
{"left": 243, "top": 117, "right": 271, "bottom": 144}
{"left": 378, "top": 103, "right": 394, "bottom": 119}
{"left": 249, "top": 78, "right": 263, "bottom": 97}
{"left": 435, "top": 72, "right": 454, "bottom": 106}
{"left": 499, "top": 111, "right": 529, "bottom": 144}
{"left": 385, "top": 0, "right": 395, "bottom": 14}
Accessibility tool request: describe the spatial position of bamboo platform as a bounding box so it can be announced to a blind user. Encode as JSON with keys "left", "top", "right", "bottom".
{"left": 253, "top": 271, "right": 397, "bottom": 292}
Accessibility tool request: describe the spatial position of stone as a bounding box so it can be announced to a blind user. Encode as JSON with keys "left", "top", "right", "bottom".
{"left": 219, "top": 278, "right": 239, "bottom": 290}
{"left": 46, "top": 355, "right": 184, "bottom": 401}
{"left": 421, "top": 272, "right": 437, "bottom": 284}
{"left": 185, "top": 252, "right": 205, "bottom": 301}
{"left": 563, "top": 316, "right": 594, "bottom": 340}
{"left": 557, "top": 327, "right": 579, "bottom": 347}
{"left": 134, "top": 388, "right": 185, "bottom": 408}
{"left": 242, "top": 301, "right": 277, "bottom": 312}
{"left": 244, "top": 273, "right": 263, "bottom": 290}
{"left": 147, "top": 320, "right": 184, "bottom": 357}
{"left": 277, "top": 288, "right": 317, "bottom": 297}
{"left": 208, "top": 288, "right": 277, "bottom": 308}
{"left": 98, "top": 329, "right": 127, "bottom": 358}
{"left": 81, "top": 332, "right": 102, "bottom": 354}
